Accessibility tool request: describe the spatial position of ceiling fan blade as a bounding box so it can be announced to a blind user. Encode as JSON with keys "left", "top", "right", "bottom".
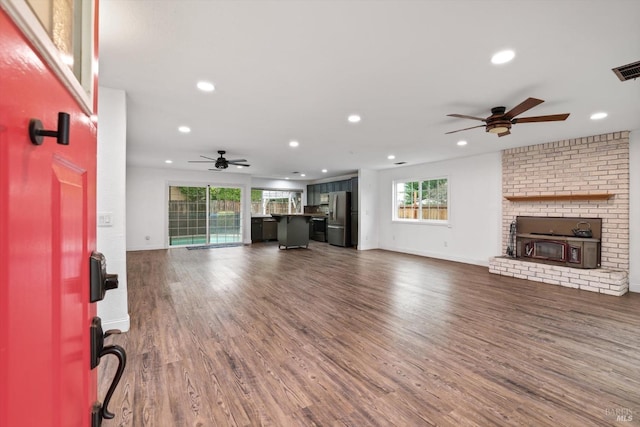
{"left": 447, "top": 114, "right": 487, "bottom": 122}
{"left": 445, "top": 124, "right": 486, "bottom": 134}
{"left": 226, "top": 159, "right": 247, "bottom": 163}
{"left": 498, "top": 130, "right": 511, "bottom": 137}
{"left": 207, "top": 168, "right": 223, "bottom": 171}
{"left": 201, "top": 155, "right": 218, "bottom": 161}
{"left": 188, "top": 160, "right": 216, "bottom": 163}
{"left": 513, "top": 113, "right": 570, "bottom": 123}
{"left": 229, "top": 162, "right": 250, "bottom": 167}
{"left": 503, "top": 97, "right": 544, "bottom": 119}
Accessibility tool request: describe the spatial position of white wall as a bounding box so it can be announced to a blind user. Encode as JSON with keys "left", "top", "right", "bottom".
{"left": 629, "top": 129, "right": 639, "bottom": 292}
{"left": 127, "top": 167, "right": 252, "bottom": 250}
{"left": 376, "top": 152, "right": 502, "bottom": 266}
{"left": 96, "top": 87, "right": 130, "bottom": 331}
{"left": 358, "top": 168, "right": 379, "bottom": 250}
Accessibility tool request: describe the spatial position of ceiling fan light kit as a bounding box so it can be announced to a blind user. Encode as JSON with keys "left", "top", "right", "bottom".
{"left": 188, "top": 150, "right": 250, "bottom": 170}
{"left": 486, "top": 122, "right": 511, "bottom": 134}
{"left": 446, "top": 97, "right": 569, "bottom": 137}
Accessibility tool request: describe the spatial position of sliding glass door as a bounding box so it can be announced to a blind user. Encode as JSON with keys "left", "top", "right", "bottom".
{"left": 168, "top": 185, "right": 243, "bottom": 246}
{"left": 208, "top": 187, "right": 242, "bottom": 244}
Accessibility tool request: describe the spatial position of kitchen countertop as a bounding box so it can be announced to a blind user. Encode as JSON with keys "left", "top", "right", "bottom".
{"left": 270, "top": 213, "right": 326, "bottom": 218}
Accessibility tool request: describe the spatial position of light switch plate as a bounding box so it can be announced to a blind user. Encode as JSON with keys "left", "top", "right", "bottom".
{"left": 98, "top": 212, "right": 113, "bottom": 227}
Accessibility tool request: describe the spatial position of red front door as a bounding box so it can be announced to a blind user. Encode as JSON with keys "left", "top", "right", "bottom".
{"left": 0, "top": 8, "right": 97, "bottom": 427}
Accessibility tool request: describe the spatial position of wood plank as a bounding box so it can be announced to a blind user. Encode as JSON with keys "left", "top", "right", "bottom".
{"left": 99, "top": 243, "right": 640, "bottom": 426}
{"left": 504, "top": 193, "right": 612, "bottom": 202}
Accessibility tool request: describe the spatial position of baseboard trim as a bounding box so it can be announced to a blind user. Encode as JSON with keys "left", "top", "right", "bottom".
{"left": 100, "top": 314, "right": 130, "bottom": 333}
{"left": 126, "top": 244, "right": 165, "bottom": 251}
{"left": 379, "top": 245, "right": 489, "bottom": 267}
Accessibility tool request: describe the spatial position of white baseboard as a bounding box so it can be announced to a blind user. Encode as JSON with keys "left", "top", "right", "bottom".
{"left": 101, "top": 314, "right": 130, "bottom": 333}
{"left": 126, "top": 244, "right": 166, "bottom": 251}
{"left": 379, "top": 244, "right": 489, "bottom": 267}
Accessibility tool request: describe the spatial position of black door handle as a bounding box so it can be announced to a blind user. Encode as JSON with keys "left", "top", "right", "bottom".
{"left": 98, "top": 344, "right": 127, "bottom": 419}
{"left": 90, "top": 317, "right": 127, "bottom": 421}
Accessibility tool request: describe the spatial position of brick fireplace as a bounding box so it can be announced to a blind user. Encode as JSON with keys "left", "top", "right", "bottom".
{"left": 489, "top": 131, "right": 630, "bottom": 295}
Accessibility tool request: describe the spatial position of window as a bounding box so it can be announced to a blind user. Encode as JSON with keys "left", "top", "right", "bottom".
{"left": 394, "top": 178, "right": 448, "bottom": 222}
{"left": 251, "top": 189, "right": 302, "bottom": 215}
{"left": 4, "top": 0, "right": 97, "bottom": 112}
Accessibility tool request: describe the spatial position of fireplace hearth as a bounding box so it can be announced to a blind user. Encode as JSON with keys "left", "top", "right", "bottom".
{"left": 513, "top": 216, "right": 601, "bottom": 269}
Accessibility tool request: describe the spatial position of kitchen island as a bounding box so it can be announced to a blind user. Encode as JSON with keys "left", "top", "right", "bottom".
{"left": 270, "top": 214, "right": 316, "bottom": 249}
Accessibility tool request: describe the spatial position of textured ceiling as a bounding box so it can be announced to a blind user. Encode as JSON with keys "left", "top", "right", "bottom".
{"left": 99, "top": 0, "right": 640, "bottom": 181}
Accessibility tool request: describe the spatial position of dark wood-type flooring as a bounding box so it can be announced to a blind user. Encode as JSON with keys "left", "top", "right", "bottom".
{"left": 99, "top": 242, "right": 640, "bottom": 426}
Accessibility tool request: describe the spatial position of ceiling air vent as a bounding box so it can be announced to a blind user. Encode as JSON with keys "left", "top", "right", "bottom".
{"left": 612, "top": 60, "right": 640, "bottom": 81}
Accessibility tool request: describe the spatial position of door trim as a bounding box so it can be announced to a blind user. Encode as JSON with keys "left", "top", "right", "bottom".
{"left": 0, "top": 0, "right": 96, "bottom": 114}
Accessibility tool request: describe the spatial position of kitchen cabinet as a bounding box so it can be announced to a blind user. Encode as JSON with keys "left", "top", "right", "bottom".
{"left": 307, "top": 185, "right": 315, "bottom": 205}
{"left": 350, "top": 177, "right": 358, "bottom": 247}
{"left": 251, "top": 217, "right": 278, "bottom": 242}
{"left": 271, "top": 214, "right": 311, "bottom": 249}
{"left": 251, "top": 218, "right": 263, "bottom": 242}
{"left": 307, "top": 177, "right": 357, "bottom": 207}
{"left": 350, "top": 177, "right": 358, "bottom": 209}
{"left": 263, "top": 218, "right": 277, "bottom": 240}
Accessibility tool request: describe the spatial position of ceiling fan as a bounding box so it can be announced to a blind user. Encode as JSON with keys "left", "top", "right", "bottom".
{"left": 445, "top": 97, "right": 569, "bottom": 137}
{"left": 188, "top": 150, "right": 250, "bottom": 170}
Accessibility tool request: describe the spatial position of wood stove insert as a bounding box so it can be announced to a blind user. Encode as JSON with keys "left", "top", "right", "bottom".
{"left": 514, "top": 216, "right": 601, "bottom": 269}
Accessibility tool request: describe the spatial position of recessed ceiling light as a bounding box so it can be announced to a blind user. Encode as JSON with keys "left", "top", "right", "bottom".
{"left": 457, "top": 140, "right": 468, "bottom": 146}
{"left": 348, "top": 114, "right": 361, "bottom": 123}
{"left": 196, "top": 81, "right": 215, "bottom": 92}
{"left": 289, "top": 140, "right": 299, "bottom": 147}
{"left": 301, "top": 174, "right": 306, "bottom": 177}
{"left": 491, "top": 49, "right": 515, "bottom": 65}
{"left": 590, "top": 112, "right": 608, "bottom": 120}
{"left": 165, "top": 160, "right": 173, "bottom": 164}
{"left": 387, "top": 155, "right": 396, "bottom": 160}
{"left": 322, "top": 169, "right": 327, "bottom": 173}
{"left": 178, "top": 126, "right": 191, "bottom": 133}
{"left": 236, "top": 165, "right": 243, "bottom": 169}
{"left": 285, "top": 177, "right": 290, "bottom": 180}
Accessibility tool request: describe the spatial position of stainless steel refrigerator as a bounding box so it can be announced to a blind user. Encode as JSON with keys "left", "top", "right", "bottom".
{"left": 327, "top": 191, "right": 351, "bottom": 247}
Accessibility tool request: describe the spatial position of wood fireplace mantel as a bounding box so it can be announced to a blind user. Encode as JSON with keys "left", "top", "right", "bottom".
{"left": 504, "top": 193, "right": 613, "bottom": 202}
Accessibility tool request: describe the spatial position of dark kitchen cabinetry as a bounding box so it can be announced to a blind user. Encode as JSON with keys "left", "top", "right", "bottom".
{"left": 263, "top": 218, "right": 277, "bottom": 240}
{"left": 305, "top": 176, "right": 359, "bottom": 246}
{"left": 272, "top": 215, "right": 311, "bottom": 249}
{"left": 251, "top": 218, "right": 263, "bottom": 242}
{"left": 350, "top": 177, "right": 358, "bottom": 247}
{"left": 307, "top": 186, "right": 316, "bottom": 206}
{"left": 350, "top": 177, "right": 358, "bottom": 210}
{"left": 307, "top": 178, "right": 355, "bottom": 205}
{"left": 251, "top": 217, "right": 278, "bottom": 242}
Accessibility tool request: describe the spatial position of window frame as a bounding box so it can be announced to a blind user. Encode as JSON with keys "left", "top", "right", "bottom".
{"left": 1, "top": 0, "right": 97, "bottom": 114}
{"left": 251, "top": 188, "right": 303, "bottom": 215}
{"left": 392, "top": 176, "right": 450, "bottom": 224}
{"left": 167, "top": 183, "right": 244, "bottom": 247}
